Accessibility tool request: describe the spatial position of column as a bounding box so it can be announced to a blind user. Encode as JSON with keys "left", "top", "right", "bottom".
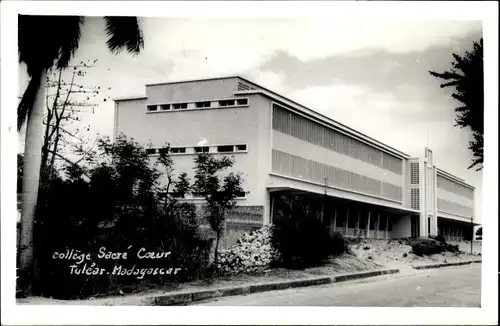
{"left": 375, "top": 213, "right": 380, "bottom": 239}
{"left": 344, "top": 208, "right": 349, "bottom": 236}
{"left": 366, "top": 212, "right": 371, "bottom": 238}
{"left": 263, "top": 191, "right": 272, "bottom": 225}
{"left": 385, "top": 215, "right": 389, "bottom": 239}
{"left": 331, "top": 208, "right": 337, "bottom": 233}
{"left": 355, "top": 210, "right": 361, "bottom": 237}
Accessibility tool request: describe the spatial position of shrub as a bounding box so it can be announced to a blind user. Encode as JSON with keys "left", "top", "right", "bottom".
{"left": 215, "top": 226, "right": 280, "bottom": 275}
{"left": 272, "top": 218, "right": 349, "bottom": 269}
{"left": 411, "top": 237, "right": 447, "bottom": 256}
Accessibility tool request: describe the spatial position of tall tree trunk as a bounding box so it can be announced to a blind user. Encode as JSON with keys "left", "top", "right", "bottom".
{"left": 19, "top": 69, "right": 47, "bottom": 279}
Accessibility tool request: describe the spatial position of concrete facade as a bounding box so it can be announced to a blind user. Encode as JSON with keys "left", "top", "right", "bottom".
{"left": 114, "top": 76, "right": 479, "bottom": 241}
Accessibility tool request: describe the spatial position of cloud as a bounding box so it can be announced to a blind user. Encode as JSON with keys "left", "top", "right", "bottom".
{"left": 68, "top": 18, "right": 483, "bottom": 87}
{"left": 246, "top": 70, "right": 288, "bottom": 94}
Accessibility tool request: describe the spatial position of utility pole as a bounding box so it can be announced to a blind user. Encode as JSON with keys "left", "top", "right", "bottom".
{"left": 470, "top": 216, "right": 474, "bottom": 254}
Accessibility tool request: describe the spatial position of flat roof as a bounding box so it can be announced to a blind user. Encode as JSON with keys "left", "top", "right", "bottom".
{"left": 113, "top": 95, "right": 147, "bottom": 101}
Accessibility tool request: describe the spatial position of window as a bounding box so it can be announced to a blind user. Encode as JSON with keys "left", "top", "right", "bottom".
{"left": 196, "top": 101, "right": 211, "bottom": 108}
{"left": 160, "top": 104, "right": 170, "bottom": 111}
{"left": 194, "top": 146, "right": 210, "bottom": 153}
{"left": 369, "top": 215, "right": 376, "bottom": 230}
{"left": 173, "top": 103, "right": 188, "bottom": 110}
{"left": 217, "top": 145, "right": 234, "bottom": 153}
{"left": 146, "top": 148, "right": 157, "bottom": 155}
{"left": 219, "top": 100, "right": 236, "bottom": 107}
{"left": 378, "top": 216, "right": 386, "bottom": 231}
{"left": 147, "top": 105, "right": 158, "bottom": 112}
{"left": 336, "top": 209, "right": 346, "bottom": 227}
{"left": 347, "top": 212, "right": 356, "bottom": 228}
{"left": 237, "top": 98, "right": 248, "bottom": 106}
{"left": 236, "top": 144, "right": 247, "bottom": 151}
{"left": 158, "top": 147, "right": 169, "bottom": 154}
{"left": 170, "top": 147, "right": 186, "bottom": 154}
{"left": 410, "top": 162, "right": 419, "bottom": 184}
{"left": 235, "top": 191, "right": 247, "bottom": 198}
{"left": 410, "top": 188, "right": 420, "bottom": 210}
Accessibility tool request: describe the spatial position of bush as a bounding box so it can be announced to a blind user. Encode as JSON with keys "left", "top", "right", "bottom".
{"left": 272, "top": 218, "right": 349, "bottom": 269}
{"left": 411, "top": 237, "right": 447, "bottom": 256}
{"left": 215, "top": 226, "right": 280, "bottom": 275}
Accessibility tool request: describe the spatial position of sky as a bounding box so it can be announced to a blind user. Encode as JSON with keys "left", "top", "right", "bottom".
{"left": 18, "top": 18, "right": 483, "bottom": 221}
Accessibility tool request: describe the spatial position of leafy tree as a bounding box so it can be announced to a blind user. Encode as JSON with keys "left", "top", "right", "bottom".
{"left": 429, "top": 38, "right": 484, "bottom": 171}
{"left": 17, "top": 15, "right": 144, "bottom": 283}
{"left": 191, "top": 154, "right": 245, "bottom": 267}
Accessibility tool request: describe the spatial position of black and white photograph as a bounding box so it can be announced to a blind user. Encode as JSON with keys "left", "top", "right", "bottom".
{"left": 1, "top": 1, "right": 498, "bottom": 325}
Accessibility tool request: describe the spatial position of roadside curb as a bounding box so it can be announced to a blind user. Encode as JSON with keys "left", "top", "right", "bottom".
{"left": 154, "top": 268, "right": 399, "bottom": 306}
{"left": 412, "top": 259, "right": 482, "bottom": 270}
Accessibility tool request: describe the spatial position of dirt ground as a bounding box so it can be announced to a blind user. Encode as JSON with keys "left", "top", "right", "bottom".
{"left": 350, "top": 239, "right": 481, "bottom": 272}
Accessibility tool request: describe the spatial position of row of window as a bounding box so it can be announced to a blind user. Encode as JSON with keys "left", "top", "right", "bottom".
{"left": 331, "top": 209, "right": 392, "bottom": 231}
{"left": 272, "top": 104, "right": 403, "bottom": 175}
{"left": 146, "top": 144, "right": 247, "bottom": 155}
{"left": 437, "top": 175, "right": 474, "bottom": 200}
{"left": 271, "top": 149, "right": 403, "bottom": 202}
{"left": 410, "top": 162, "right": 420, "bottom": 185}
{"left": 437, "top": 198, "right": 474, "bottom": 217}
{"left": 146, "top": 98, "right": 249, "bottom": 112}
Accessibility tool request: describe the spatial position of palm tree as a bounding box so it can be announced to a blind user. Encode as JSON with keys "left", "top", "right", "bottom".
{"left": 17, "top": 15, "right": 144, "bottom": 281}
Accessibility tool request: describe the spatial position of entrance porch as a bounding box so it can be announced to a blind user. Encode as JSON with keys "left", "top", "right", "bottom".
{"left": 269, "top": 188, "right": 419, "bottom": 239}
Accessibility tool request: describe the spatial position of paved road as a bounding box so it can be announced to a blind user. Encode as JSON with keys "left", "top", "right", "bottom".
{"left": 192, "top": 264, "right": 481, "bottom": 307}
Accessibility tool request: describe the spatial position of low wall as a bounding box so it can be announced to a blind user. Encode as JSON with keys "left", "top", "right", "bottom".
{"left": 196, "top": 205, "right": 264, "bottom": 249}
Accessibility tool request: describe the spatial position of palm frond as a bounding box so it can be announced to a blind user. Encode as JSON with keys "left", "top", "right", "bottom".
{"left": 18, "top": 15, "right": 84, "bottom": 129}
{"left": 18, "top": 15, "right": 82, "bottom": 76}
{"left": 104, "top": 16, "right": 144, "bottom": 55}
{"left": 55, "top": 16, "right": 85, "bottom": 69}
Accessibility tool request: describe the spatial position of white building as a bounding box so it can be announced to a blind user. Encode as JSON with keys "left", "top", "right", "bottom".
{"left": 113, "top": 76, "right": 478, "bottom": 246}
